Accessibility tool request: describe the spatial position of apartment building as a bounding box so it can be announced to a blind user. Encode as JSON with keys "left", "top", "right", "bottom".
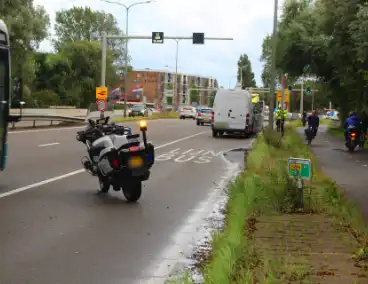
{"left": 116, "top": 68, "right": 218, "bottom": 109}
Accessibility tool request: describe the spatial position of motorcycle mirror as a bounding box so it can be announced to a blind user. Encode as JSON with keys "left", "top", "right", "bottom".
{"left": 88, "top": 119, "right": 95, "bottom": 127}
{"left": 76, "top": 134, "right": 81, "bottom": 141}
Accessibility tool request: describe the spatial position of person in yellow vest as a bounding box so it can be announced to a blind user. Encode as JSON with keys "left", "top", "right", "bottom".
{"left": 276, "top": 104, "right": 287, "bottom": 134}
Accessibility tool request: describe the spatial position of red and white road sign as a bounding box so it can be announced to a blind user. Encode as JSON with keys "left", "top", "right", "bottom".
{"left": 96, "top": 100, "right": 107, "bottom": 112}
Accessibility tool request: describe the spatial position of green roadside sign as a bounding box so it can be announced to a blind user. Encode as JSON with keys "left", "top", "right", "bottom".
{"left": 288, "top": 157, "right": 311, "bottom": 180}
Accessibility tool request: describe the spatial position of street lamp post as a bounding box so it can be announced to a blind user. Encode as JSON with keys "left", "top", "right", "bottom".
{"left": 268, "top": 0, "right": 279, "bottom": 128}
{"left": 101, "top": 0, "right": 154, "bottom": 117}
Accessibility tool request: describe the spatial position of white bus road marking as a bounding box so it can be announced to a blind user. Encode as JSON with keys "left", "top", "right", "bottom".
{"left": 155, "top": 148, "right": 224, "bottom": 164}
{"left": 0, "top": 130, "right": 209, "bottom": 200}
{"left": 38, "top": 142, "right": 60, "bottom": 147}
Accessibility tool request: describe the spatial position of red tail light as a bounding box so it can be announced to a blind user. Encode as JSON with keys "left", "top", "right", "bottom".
{"left": 245, "top": 113, "right": 249, "bottom": 125}
{"left": 129, "top": 146, "right": 140, "bottom": 151}
{"left": 197, "top": 113, "right": 201, "bottom": 117}
{"left": 211, "top": 111, "right": 214, "bottom": 120}
{"left": 112, "top": 159, "right": 119, "bottom": 168}
{"left": 350, "top": 132, "right": 356, "bottom": 137}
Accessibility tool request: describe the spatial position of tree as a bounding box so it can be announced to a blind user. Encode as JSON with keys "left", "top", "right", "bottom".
{"left": 32, "top": 90, "right": 60, "bottom": 108}
{"left": 59, "top": 40, "right": 120, "bottom": 107}
{"left": 208, "top": 91, "right": 216, "bottom": 107}
{"left": 1, "top": 0, "right": 49, "bottom": 84}
{"left": 54, "top": 6, "right": 129, "bottom": 73}
{"left": 264, "top": 0, "right": 367, "bottom": 123}
{"left": 237, "top": 54, "right": 256, "bottom": 89}
{"left": 189, "top": 83, "right": 200, "bottom": 104}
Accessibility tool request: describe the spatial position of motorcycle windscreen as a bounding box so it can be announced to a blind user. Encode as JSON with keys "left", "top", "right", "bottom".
{"left": 86, "top": 102, "right": 114, "bottom": 121}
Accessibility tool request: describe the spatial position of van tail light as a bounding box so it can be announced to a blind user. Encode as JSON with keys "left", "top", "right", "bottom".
{"left": 245, "top": 113, "right": 249, "bottom": 125}
{"left": 211, "top": 111, "right": 214, "bottom": 120}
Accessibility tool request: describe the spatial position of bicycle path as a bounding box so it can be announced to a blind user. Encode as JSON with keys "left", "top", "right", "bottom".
{"left": 297, "top": 125, "right": 368, "bottom": 218}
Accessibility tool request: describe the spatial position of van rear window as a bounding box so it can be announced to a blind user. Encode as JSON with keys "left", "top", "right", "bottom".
{"left": 201, "top": 109, "right": 211, "bottom": 113}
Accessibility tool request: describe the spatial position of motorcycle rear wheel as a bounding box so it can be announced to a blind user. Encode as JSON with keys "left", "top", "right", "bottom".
{"left": 122, "top": 182, "right": 142, "bottom": 202}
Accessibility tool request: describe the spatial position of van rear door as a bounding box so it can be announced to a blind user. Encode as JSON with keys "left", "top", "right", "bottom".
{"left": 213, "top": 90, "right": 231, "bottom": 128}
{"left": 227, "top": 92, "right": 247, "bottom": 130}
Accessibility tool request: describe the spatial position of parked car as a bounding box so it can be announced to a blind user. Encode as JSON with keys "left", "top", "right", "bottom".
{"left": 179, "top": 106, "right": 196, "bottom": 119}
{"left": 196, "top": 108, "right": 213, "bottom": 125}
{"left": 129, "top": 104, "right": 148, "bottom": 117}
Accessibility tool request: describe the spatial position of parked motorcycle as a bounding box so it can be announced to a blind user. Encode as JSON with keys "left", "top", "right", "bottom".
{"left": 76, "top": 117, "right": 155, "bottom": 202}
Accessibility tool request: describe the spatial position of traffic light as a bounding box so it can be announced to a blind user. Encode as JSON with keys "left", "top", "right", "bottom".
{"left": 305, "top": 87, "right": 311, "bottom": 95}
{"left": 192, "top": 33, "right": 204, "bottom": 44}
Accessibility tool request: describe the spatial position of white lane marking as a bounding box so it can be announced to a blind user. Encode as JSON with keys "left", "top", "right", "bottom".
{"left": 38, "top": 142, "right": 60, "bottom": 147}
{"left": 154, "top": 131, "right": 208, "bottom": 149}
{"left": 0, "top": 130, "right": 209, "bottom": 199}
{"left": 0, "top": 169, "right": 85, "bottom": 199}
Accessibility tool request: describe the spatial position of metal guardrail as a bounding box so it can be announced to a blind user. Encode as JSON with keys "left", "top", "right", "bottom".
{"left": 9, "top": 114, "right": 85, "bottom": 129}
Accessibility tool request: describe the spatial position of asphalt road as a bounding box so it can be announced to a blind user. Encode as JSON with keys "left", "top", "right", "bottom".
{"left": 0, "top": 119, "right": 254, "bottom": 284}
{"left": 300, "top": 126, "right": 368, "bottom": 218}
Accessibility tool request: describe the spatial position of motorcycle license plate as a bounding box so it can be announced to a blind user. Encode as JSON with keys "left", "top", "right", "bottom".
{"left": 128, "top": 156, "right": 143, "bottom": 168}
{"left": 352, "top": 137, "right": 356, "bottom": 140}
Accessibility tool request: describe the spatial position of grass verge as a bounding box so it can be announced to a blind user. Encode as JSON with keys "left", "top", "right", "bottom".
{"left": 180, "top": 125, "right": 368, "bottom": 283}
{"left": 112, "top": 111, "right": 179, "bottom": 122}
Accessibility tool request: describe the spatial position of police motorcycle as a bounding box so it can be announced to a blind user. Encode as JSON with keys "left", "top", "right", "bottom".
{"left": 76, "top": 116, "right": 155, "bottom": 202}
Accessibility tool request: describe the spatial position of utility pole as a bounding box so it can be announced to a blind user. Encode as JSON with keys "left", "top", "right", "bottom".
{"left": 268, "top": 0, "right": 279, "bottom": 128}
{"left": 101, "top": 0, "right": 154, "bottom": 118}
{"left": 299, "top": 79, "right": 304, "bottom": 114}
{"left": 100, "top": 33, "right": 233, "bottom": 114}
{"left": 173, "top": 39, "right": 180, "bottom": 109}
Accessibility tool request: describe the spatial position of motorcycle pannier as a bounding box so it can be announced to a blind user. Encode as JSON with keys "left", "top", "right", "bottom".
{"left": 98, "top": 147, "right": 118, "bottom": 176}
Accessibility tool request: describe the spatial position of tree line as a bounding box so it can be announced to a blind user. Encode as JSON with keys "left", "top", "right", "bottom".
{"left": 2, "top": 1, "right": 128, "bottom": 108}
{"left": 259, "top": 0, "right": 367, "bottom": 121}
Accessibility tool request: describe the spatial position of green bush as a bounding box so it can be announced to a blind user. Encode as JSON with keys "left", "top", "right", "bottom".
{"left": 31, "top": 89, "right": 60, "bottom": 108}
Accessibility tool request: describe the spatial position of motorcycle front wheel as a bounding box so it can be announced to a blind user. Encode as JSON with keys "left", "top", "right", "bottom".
{"left": 122, "top": 181, "right": 142, "bottom": 202}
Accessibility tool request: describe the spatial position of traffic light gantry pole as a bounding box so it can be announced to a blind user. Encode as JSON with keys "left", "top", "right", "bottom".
{"left": 100, "top": 32, "right": 233, "bottom": 117}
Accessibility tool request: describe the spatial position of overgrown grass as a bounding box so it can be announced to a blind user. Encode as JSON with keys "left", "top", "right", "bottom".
{"left": 176, "top": 124, "right": 368, "bottom": 283}
{"left": 112, "top": 111, "right": 179, "bottom": 122}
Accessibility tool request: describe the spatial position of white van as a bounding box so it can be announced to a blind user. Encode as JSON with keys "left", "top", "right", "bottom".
{"left": 211, "top": 88, "right": 255, "bottom": 137}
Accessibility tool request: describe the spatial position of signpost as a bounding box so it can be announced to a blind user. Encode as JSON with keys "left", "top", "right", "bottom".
{"left": 277, "top": 89, "right": 289, "bottom": 103}
{"left": 96, "top": 99, "right": 107, "bottom": 112}
{"left": 96, "top": 87, "right": 108, "bottom": 101}
{"left": 288, "top": 157, "right": 312, "bottom": 208}
{"left": 152, "top": 32, "right": 164, "bottom": 44}
{"left": 96, "top": 87, "right": 108, "bottom": 119}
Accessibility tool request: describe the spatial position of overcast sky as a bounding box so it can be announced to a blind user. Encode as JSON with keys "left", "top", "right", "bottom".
{"left": 34, "top": 0, "right": 284, "bottom": 88}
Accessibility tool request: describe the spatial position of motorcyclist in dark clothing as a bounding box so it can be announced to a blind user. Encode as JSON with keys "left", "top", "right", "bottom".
{"left": 301, "top": 111, "right": 307, "bottom": 126}
{"left": 344, "top": 111, "right": 361, "bottom": 140}
{"left": 306, "top": 110, "right": 320, "bottom": 137}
